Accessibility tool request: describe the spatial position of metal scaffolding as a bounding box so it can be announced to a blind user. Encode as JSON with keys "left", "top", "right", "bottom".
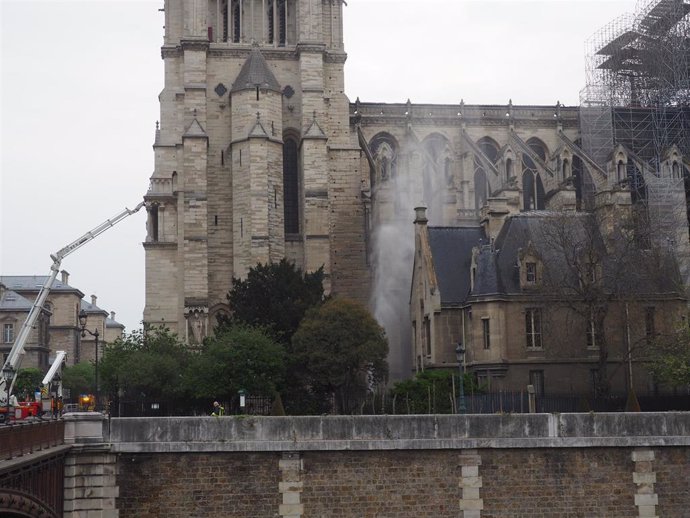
{"left": 581, "top": 0, "right": 690, "bottom": 167}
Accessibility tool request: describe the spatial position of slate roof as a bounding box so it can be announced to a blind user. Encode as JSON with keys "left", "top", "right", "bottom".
{"left": 80, "top": 299, "right": 108, "bottom": 316}
{"left": 0, "top": 288, "right": 33, "bottom": 311}
{"left": 106, "top": 317, "right": 125, "bottom": 329}
{"left": 427, "top": 227, "right": 486, "bottom": 305}
{"left": 0, "top": 275, "right": 83, "bottom": 295}
{"left": 472, "top": 212, "right": 683, "bottom": 298}
{"left": 231, "top": 45, "right": 281, "bottom": 93}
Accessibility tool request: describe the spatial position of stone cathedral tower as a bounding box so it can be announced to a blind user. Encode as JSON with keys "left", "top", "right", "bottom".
{"left": 143, "top": 0, "right": 366, "bottom": 343}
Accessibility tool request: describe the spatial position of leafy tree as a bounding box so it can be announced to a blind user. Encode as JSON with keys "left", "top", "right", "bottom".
{"left": 13, "top": 368, "right": 44, "bottom": 400}
{"left": 99, "top": 326, "right": 190, "bottom": 401}
{"left": 390, "top": 369, "right": 480, "bottom": 414}
{"left": 62, "top": 362, "right": 95, "bottom": 398}
{"left": 292, "top": 298, "right": 388, "bottom": 414}
{"left": 183, "top": 325, "right": 286, "bottom": 402}
{"left": 649, "top": 326, "right": 690, "bottom": 387}
{"left": 223, "top": 259, "right": 324, "bottom": 345}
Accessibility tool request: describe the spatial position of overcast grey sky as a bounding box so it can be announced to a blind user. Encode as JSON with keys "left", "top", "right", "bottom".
{"left": 1, "top": 0, "right": 636, "bottom": 333}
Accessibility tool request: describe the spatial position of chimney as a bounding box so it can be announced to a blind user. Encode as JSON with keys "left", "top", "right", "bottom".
{"left": 110, "top": 311, "right": 116, "bottom": 321}
{"left": 414, "top": 206, "right": 428, "bottom": 225}
{"left": 60, "top": 270, "right": 69, "bottom": 285}
{"left": 0, "top": 283, "right": 5, "bottom": 299}
{"left": 91, "top": 295, "right": 97, "bottom": 306}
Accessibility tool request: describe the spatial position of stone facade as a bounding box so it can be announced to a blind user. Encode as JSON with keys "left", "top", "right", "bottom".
{"left": 144, "top": 0, "right": 363, "bottom": 344}
{"left": 0, "top": 273, "right": 124, "bottom": 372}
{"left": 144, "top": 1, "right": 690, "bottom": 384}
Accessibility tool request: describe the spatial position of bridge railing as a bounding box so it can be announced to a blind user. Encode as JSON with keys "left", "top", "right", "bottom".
{"left": 0, "top": 420, "right": 65, "bottom": 461}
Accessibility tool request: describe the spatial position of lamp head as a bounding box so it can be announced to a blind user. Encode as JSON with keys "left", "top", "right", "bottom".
{"left": 455, "top": 342, "right": 465, "bottom": 361}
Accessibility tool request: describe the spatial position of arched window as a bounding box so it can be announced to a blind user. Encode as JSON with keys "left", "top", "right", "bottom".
{"left": 526, "top": 138, "right": 547, "bottom": 162}
{"left": 522, "top": 138, "right": 547, "bottom": 211}
{"left": 369, "top": 133, "right": 398, "bottom": 187}
{"left": 672, "top": 161, "right": 680, "bottom": 178}
{"left": 521, "top": 168, "right": 545, "bottom": 211}
{"left": 278, "top": 0, "right": 287, "bottom": 46}
{"left": 474, "top": 161, "right": 489, "bottom": 211}
{"left": 232, "top": 0, "right": 241, "bottom": 43}
{"left": 562, "top": 158, "right": 570, "bottom": 180}
{"left": 476, "top": 137, "right": 499, "bottom": 164}
{"left": 283, "top": 137, "right": 299, "bottom": 234}
{"left": 617, "top": 160, "right": 626, "bottom": 182}
{"left": 506, "top": 158, "right": 514, "bottom": 182}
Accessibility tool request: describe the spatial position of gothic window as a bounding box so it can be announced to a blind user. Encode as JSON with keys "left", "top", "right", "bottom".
{"left": 521, "top": 139, "right": 547, "bottom": 211}
{"left": 562, "top": 158, "right": 570, "bottom": 181}
{"left": 522, "top": 168, "right": 545, "bottom": 211}
{"left": 232, "top": 0, "right": 241, "bottom": 43}
{"left": 525, "top": 308, "right": 542, "bottom": 349}
{"left": 672, "top": 161, "right": 680, "bottom": 178}
{"left": 369, "top": 133, "right": 398, "bottom": 187}
{"left": 506, "top": 158, "right": 514, "bottom": 183}
{"left": 617, "top": 160, "right": 626, "bottom": 182}
{"left": 222, "top": 0, "right": 229, "bottom": 42}
{"left": 474, "top": 161, "right": 489, "bottom": 212}
{"left": 267, "top": 0, "right": 275, "bottom": 43}
{"left": 283, "top": 136, "right": 299, "bottom": 234}
{"left": 477, "top": 137, "right": 499, "bottom": 164}
{"left": 278, "top": 0, "right": 287, "bottom": 46}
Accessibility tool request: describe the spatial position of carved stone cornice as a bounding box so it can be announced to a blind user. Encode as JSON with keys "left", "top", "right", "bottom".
{"left": 180, "top": 38, "right": 210, "bottom": 52}
{"left": 325, "top": 51, "right": 347, "bottom": 64}
{"left": 208, "top": 45, "right": 298, "bottom": 61}
{"left": 161, "top": 45, "right": 182, "bottom": 59}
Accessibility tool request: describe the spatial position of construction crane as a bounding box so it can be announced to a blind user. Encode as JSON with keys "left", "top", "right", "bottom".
{"left": 0, "top": 202, "right": 145, "bottom": 418}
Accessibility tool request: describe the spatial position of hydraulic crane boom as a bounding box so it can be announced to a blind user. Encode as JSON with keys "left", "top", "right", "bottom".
{"left": 0, "top": 202, "right": 145, "bottom": 405}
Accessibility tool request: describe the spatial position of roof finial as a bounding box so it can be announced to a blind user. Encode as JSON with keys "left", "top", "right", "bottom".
{"left": 256, "top": 111, "right": 261, "bottom": 121}
{"left": 193, "top": 108, "right": 197, "bottom": 118}
{"left": 313, "top": 110, "right": 317, "bottom": 121}
{"left": 156, "top": 121, "right": 159, "bottom": 130}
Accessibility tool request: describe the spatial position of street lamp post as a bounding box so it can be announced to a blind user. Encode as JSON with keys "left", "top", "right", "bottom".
{"left": 455, "top": 343, "right": 467, "bottom": 414}
{"left": 2, "top": 364, "right": 15, "bottom": 423}
{"left": 78, "top": 310, "right": 100, "bottom": 412}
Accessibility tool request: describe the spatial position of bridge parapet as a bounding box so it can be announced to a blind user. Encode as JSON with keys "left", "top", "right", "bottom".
{"left": 105, "top": 413, "right": 690, "bottom": 453}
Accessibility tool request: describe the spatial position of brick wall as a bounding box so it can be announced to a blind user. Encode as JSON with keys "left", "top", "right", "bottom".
{"left": 117, "top": 453, "right": 280, "bottom": 518}
{"left": 113, "top": 447, "right": 690, "bottom": 518}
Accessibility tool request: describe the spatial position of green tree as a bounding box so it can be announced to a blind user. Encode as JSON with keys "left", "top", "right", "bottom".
{"left": 649, "top": 326, "right": 690, "bottom": 387}
{"left": 99, "top": 326, "right": 190, "bottom": 401}
{"left": 223, "top": 259, "right": 324, "bottom": 345}
{"left": 184, "top": 325, "right": 286, "bottom": 403}
{"left": 62, "top": 362, "right": 95, "bottom": 398}
{"left": 292, "top": 298, "right": 388, "bottom": 414}
{"left": 390, "top": 370, "right": 480, "bottom": 414}
{"left": 13, "top": 368, "right": 44, "bottom": 400}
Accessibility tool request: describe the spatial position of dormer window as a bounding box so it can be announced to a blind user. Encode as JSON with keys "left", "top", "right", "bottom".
{"left": 519, "top": 244, "right": 542, "bottom": 289}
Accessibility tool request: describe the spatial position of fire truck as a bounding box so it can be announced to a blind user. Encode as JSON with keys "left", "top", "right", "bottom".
{"left": 0, "top": 202, "right": 144, "bottom": 423}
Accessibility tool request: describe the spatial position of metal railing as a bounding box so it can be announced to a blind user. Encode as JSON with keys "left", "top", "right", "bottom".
{"left": 0, "top": 420, "right": 65, "bottom": 461}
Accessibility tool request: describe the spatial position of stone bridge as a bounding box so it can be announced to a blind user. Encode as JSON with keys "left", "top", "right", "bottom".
{"left": 1, "top": 412, "right": 689, "bottom": 517}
